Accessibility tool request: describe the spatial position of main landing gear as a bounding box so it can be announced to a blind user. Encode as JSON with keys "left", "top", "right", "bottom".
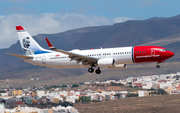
{"left": 88, "top": 68, "right": 94, "bottom": 73}
{"left": 95, "top": 67, "right": 101, "bottom": 74}
{"left": 88, "top": 67, "right": 101, "bottom": 74}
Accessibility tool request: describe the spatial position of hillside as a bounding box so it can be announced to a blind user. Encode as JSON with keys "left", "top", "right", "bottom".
{"left": 1, "top": 14, "right": 180, "bottom": 87}
{"left": 75, "top": 94, "right": 180, "bottom": 113}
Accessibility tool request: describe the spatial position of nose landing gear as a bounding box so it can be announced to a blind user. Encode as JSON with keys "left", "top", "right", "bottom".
{"left": 156, "top": 60, "right": 165, "bottom": 68}
{"left": 156, "top": 64, "right": 160, "bottom": 68}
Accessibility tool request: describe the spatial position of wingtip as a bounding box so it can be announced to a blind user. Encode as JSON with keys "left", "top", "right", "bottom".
{"left": 16, "top": 26, "right": 24, "bottom": 31}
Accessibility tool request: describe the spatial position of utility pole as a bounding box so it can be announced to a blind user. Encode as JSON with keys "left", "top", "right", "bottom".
{"left": 6, "top": 75, "right": 9, "bottom": 92}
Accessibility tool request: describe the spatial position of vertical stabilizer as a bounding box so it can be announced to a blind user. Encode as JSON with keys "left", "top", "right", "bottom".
{"left": 16, "top": 26, "right": 50, "bottom": 56}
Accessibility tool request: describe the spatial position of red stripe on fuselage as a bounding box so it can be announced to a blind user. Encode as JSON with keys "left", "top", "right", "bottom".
{"left": 133, "top": 46, "right": 172, "bottom": 63}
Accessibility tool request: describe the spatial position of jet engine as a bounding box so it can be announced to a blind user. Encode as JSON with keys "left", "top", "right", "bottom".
{"left": 97, "top": 58, "right": 115, "bottom": 67}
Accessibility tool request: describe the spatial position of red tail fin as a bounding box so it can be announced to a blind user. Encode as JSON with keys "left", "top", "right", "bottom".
{"left": 16, "top": 26, "right": 24, "bottom": 31}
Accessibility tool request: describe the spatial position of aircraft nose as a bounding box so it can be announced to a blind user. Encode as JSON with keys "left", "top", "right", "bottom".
{"left": 167, "top": 51, "right": 174, "bottom": 58}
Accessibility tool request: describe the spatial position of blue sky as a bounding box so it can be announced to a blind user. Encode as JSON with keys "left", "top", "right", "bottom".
{"left": 0, "top": 0, "right": 180, "bottom": 48}
{"left": 1, "top": 0, "right": 180, "bottom": 19}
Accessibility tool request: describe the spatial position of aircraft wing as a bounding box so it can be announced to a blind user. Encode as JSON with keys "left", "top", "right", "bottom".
{"left": 45, "top": 38, "right": 98, "bottom": 66}
{"left": 7, "top": 53, "right": 33, "bottom": 59}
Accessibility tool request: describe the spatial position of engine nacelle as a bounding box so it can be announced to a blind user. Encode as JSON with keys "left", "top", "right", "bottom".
{"left": 109, "top": 64, "right": 127, "bottom": 70}
{"left": 97, "top": 58, "right": 115, "bottom": 67}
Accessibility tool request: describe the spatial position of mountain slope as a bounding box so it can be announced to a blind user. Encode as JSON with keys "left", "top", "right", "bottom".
{"left": 1, "top": 15, "right": 180, "bottom": 87}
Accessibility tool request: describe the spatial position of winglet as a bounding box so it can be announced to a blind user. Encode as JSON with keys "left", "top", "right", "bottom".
{"left": 45, "top": 38, "right": 55, "bottom": 49}
{"left": 16, "top": 26, "right": 24, "bottom": 31}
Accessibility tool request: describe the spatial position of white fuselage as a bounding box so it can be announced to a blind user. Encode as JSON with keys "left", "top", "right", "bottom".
{"left": 23, "top": 47, "right": 133, "bottom": 68}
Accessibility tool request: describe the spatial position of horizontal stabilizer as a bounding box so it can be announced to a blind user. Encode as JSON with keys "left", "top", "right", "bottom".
{"left": 7, "top": 53, "right": 33, "bottom": 59}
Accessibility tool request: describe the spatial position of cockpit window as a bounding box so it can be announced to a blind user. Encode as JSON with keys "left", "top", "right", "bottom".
{"left": 159, "top": 49, "right": 166, "bottom": 51}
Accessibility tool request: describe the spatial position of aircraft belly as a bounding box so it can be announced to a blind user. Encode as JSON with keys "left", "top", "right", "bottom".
{"left": 46, "top": 58, "right": 83, "bottom": 68}
{"left": 23, "top": 58, "right": 44, "bottom": 66}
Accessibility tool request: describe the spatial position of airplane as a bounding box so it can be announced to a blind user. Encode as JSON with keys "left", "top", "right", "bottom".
{"left": 7, "top": 26, "right": 174, "bottom": 74}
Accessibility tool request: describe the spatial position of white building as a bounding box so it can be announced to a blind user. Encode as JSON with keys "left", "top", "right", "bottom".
{"left": 66, "top": 96, "right": 76, "bottom": 103}
{"left": 0, "top": 103, "right": 4, "bottom": 110}
{"left": 138, "top": 90, "right": 148, "bottom": 97}
{"left": 37, "top": 90, "right": 45, "bottom": 98}
{"left": 142, "top": 82, "right": 158, "bottom": 89}
{"left": 0, "top": 93, "right": 8, "bottom": 97}
{"left": 159, "top": 82, "right": 171, "bottom": 89}
{"left": 84, "top": 82, "right": 90, "bottom": 84}
{"left": 110, "top": 95, "right": 115, "bottom": 100}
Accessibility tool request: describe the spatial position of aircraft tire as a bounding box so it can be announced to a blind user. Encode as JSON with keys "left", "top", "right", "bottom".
{"left": 95, "top": 69, "right": 101, "bottom": 74}
{"left": 156, "top": 65, "right": 160, "bottom": 68}
{"left": 88, "top": 68, "right": 94, "bottom": 73}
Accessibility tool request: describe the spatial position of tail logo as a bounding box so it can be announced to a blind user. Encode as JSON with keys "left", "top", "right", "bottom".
{"left": 22, "top": 37, "right": 34, "bottom": 56}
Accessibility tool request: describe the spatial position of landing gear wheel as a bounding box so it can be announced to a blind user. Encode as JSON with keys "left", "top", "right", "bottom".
{"left": 156, "top": 65, "right": 160, "bottom": 68}
{"left": 88, "top": 68, "right": 94, "bottom": 73}
{"left": 95, "top": 69, "right": 101, "bottom": 74}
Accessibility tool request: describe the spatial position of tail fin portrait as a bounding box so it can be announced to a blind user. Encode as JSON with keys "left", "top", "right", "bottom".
{"left": 16, "top": 26, "right": 50, "bottom": 56}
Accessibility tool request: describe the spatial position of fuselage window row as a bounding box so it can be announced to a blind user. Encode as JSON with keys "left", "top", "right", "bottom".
{"left": 50, "top": 51, "right": 134, "bottom": 59}
{"left": 86, "top": 53, "right": 111, "bottom": 57}
{"left": 113, "top": 52, "right": 131, "bottom": 55}
{"left": 134, "top": 51, "right": 146, "bottom": 53}
{"left": 50, "top": 57, "right": 67, "bottom": 59}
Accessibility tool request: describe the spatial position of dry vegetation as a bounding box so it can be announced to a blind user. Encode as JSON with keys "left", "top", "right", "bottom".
{"left": 75, "top": 94, "right": 180, "bottom": 113}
